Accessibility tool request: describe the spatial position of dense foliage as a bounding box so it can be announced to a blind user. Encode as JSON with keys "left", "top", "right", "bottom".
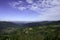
{"left": 0, "top": 21, "right": 60, "bottom": 40}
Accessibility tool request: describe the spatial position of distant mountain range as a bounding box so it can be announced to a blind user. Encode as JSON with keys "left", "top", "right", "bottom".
{"left": 0, "top": 21, "right": 60, "bottom": 29}
{"left": 22, "top": 21, "right": 60, "bottom": 27}
{"left": 0, "top": 21, "right": 20, "bottom": 29}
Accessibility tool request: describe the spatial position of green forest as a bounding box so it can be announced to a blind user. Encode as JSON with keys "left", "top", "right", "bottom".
{"left": 0, "top": 21, "right": 60, "bottom": 40}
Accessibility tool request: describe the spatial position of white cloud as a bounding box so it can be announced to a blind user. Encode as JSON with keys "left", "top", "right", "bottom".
{"left": 9, "top": 2, "right": 20, "bottom": 8}
{"left": 17, "top": 7, "right": 26, "bottom": 11}
{"left": 26, "top": 0, "right": 33, "bottom": 4}
{"left": 9, "top": 0, "right": 60, "bottom": 11}
{"left": 9, "top": 0, "right": 60, "bottom": 21}
{"left": 30, "top": 3, "right": 38, "bottom": 10}
{"left": 38, "top": 5, "right": 60, "bottom": 21}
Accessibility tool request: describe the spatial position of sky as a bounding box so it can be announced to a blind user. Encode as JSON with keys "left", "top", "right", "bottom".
{"left": 0, "top": 0, "right": 60, "bottom": 21}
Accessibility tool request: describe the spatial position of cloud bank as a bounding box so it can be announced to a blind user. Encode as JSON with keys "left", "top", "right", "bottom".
{"left": 9, "top": 0, "right": 60, "bottom": 21}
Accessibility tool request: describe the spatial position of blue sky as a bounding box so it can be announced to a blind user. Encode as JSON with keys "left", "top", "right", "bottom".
{"left": 0, "top": 0, "right": 60, "bottom": 21}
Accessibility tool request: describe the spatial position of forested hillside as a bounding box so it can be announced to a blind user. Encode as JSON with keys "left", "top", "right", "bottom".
{"left": 0, "top": 21, "right": 60, "bottom": 40}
